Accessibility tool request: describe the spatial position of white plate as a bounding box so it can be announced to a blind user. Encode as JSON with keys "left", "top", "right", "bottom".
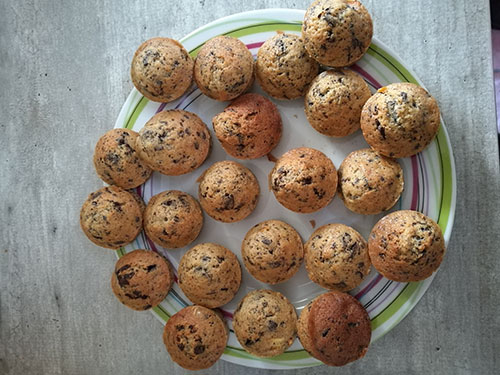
{"left": 114, "top": 9, "right": 456, "bottom": 369}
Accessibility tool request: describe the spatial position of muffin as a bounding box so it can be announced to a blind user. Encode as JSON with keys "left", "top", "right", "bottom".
{"left": 135, "top": 109, "right": 211, "bottom": 175}
{"left": 256, "top": 33, "right": 319, "bottom": 99}
{"left": 241, "top": 220, "right": 304, "bottom": 284}
{"left": 360, "top": 83, "right": 441, "bottom": 158}
{"left": 302, "top": 0, "right": 373, "bottom": 67}
{"left": 198, "top": 161, "right": 260, "bottom": 222}
{"left": 178, "top": 243, "right": 241, "bottom": 308}
{"left": 305, "top": 69, "right": 371, "bottom": 137}
{"left": 80, "top": 186, "right": 143, "bottom": 249}
{"left": 338, "top": 148, "right": 404, "bottom": 214}
{"left": 233, "top": 290, "right": 297, "bottom": 357}
{"left": 304, "top": 223, "right": 370, "bottom": 291}
{"left": 163, "top": 305, "right": 228, "bottom": 370}
{"left": 131, "top": 37, "right": 193, "bottom": 103}
{"left": 143, "top": 190, "right": 203, "bottom": 249}
{"left": 110, "top": 249, "right": 174, "bottom": 310}
{"left": 93, "top": 128, "right": 152, "bottom": 189}
{"left": 194, "top": 36, "right": 254, "bottom": 101}
{"left": 297, "top": 291, "right": 371, "bottom": 366}
{"left": 368, "top": 210, "right": 446, "bottom": 282}
{"left": 212, "top": 93, "right": 282, "bottom": 159}
{"left": 269, "top": 147, "right": 337, "bottom": 213}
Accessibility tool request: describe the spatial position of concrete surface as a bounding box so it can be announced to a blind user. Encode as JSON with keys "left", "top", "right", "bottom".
{"left": 1, "top": 0, "right": 499, "bottom": 374}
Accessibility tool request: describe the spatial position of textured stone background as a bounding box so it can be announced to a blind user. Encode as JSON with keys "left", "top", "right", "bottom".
{"left": 1, "top": 0, "right": 499, "bottom": 374}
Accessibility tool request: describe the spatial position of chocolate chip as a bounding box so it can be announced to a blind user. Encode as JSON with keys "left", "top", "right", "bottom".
{"left": 322, "top": 328, "right": 330, "bottom": 337}
{"left": 222, "top": 193, "right": 234, "bottom": 210}
{"left": 261, "top": 238, "right": 272, "bottom": 245}
{"left": 177, "top": 343, "right": 185, "bottom": 351}
{"left": 268, "top": 320, "right": 278, "bottom": 331}
{"left": 146, "top": 264, "right": 157, "bottom": 272}
{"left": 194, "top": 345, "right": 205, "bottom": 354}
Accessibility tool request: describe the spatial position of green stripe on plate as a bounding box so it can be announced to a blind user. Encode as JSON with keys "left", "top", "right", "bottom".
{"left": 435, "top": 127, "right": 453, "bottom": 231}
{"left": 124, "top": 96, "right": 148, "bottom": 130}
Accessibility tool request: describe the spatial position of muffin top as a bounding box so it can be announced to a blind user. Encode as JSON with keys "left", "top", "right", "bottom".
{"left": 302, "top": 0, "right": 373, "bottom": 67}
{"left": 131, "top": 37, "right": 193, "bottom": 103}
{"left": 360, "top": 83, "right": 441, "bottom": 158}
{"left": 212, "top": 93, "right": 282, "bottom": 159}
{"left": 368, "top": 210, "right": 446, "bottom": 282}
{"left": 256, "top": 33, "right": 319, "bottom": 99}
{"left": 194, "top": 36, "right": 254, "bottom": 101}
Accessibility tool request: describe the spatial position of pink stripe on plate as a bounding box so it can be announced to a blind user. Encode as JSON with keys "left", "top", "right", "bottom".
{"left": 354, "top": 274, "right": 383, "bottom": 300}
{"left": 351, "top": 64, "right": 382, "bottom": 89}
{"left": 367, "top": 282, "right": 402, "bottom": 314}
{"left": 410, "top": 155, "right": 419, "bottom": 210}
{"left": 246, "top": 41, "right": 264, "bottom": 50}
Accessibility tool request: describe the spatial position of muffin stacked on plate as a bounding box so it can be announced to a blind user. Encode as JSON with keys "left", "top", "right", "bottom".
{"left": 80, "top": 0, "right": 447, "bottom": 370}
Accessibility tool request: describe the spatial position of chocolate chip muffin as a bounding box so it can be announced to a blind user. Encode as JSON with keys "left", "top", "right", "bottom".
{"left": 194, "top": 36, "right": 254, "bottom": 101}
{"left": 110, "top": 249, "right": 174, "bottom": 310}
{"left": 305, "top": 69, "right": 371, "bottom": 137}
{"left": 360, "top": 83, "right": 441, "bottom": 158}
{"left": 198, "top": 161, "right": 260, "bottom": 222}
{"left": 269, "top": 147, "right": 337, "bottom": 213}
{"left": 338, "top": 148, "right": 404, "bottom": 215}
{"left": 178, "top": 243, "right": 241, "bottom": 308}
{"left": 302, "top": 0, "right": 373, "bottom": 67}
{"left": 368, "top": 210, "right": 446, "bottom": 282}
{"left": 233, "top": 290, "right": 297, "bottom": 357}
{"left": 135, "top": 109, "right": 211, "bottom": 176}
{"left": 143, "top": 190, "right": 203, "bottom": 249}
{"left": 297, "top": 291, "right": 371, "bottom": 366}
{"left": 241, "top": 220, "right": 304, "bottom": 284}
{"left": 212, "top": 93, "right": 282, "bottom": 159}
{"left": 80, "top": 186, "right": 143, "bottom": 249}
{"left": 163, "top": 305, "right": 228, "bottom": 370}
{"left": 93, "top": 128, "right": 152, "bottom": 189}
{"left": 255, "top": 33, "right": 319, "bottom": 100}
{"left": 304, "top": 224, "right": 370, "bottom": 291}
{"left": 131, "top": 37, "right": 193, "bottom": 103}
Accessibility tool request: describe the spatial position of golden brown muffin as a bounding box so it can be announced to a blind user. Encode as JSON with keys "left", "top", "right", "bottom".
{"left": 297, "top": 291, "right": 371, "bottom": 366}
{"left": 110, "top": 249, "right": 174, "bottom": 310}
{"left": 256, "top": 33, "right": 319, "bottom": 99}
{"left": 178, "top": 243, "right": 241, "bottom": 308}
{"left": 304, "top": 223, "right": 370, "bottom": 291}
{"left": 360, "top": 83, "right": 441, "bottom": 158}
{"left": 143, "top": 190, "right": 203, "bottom": 249}
{"left": 163, "top": 305, "right": 228, "bottom": 370}
{"left": 80, "top": 186, "right": 143, "bottom": 249}
{"left": 131, "top": 37, "right": 193, "bottom": 103}
{"left": 233, "top": 290, "right": 297, "bottom": 357}
{"left": 302, "top": 0, "right": 373, "bottom": 67}
{"left": 194, "top": 36, "right": 254, "bottom": 101}
{"left": 212, "top": 93, "right": 282, "bottom": 159}
{"left": 198, "top": 161, "right": 260, "bottom": 222}
{"left": 368, "top": 210, "right": 446, "bottom": 282}
{"left": 135, "top": 109, "right": 211, "bottom": 176}
{"left": 241, "top": 220, "right": 304, "bottom": 284}
{"left": 269, "top": 147, "right": 337, "bottom": 213}
{"left": 305, "top": 69, "right": 371, "bottom": 137}
{"left": 337, "top": 148, "right": 404, "bottom": 214}
{"left": 93, "top": 129, "right": 152, "bottom": 189}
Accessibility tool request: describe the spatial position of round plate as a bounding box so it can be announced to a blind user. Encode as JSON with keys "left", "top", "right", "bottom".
{"left": 114, "top": 9, "right": 456, "bottom": 369}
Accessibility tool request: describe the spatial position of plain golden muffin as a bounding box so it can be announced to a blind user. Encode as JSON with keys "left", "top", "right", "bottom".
{"left": 304, "top": 223, "right": 370, "bottom": 291}
{"left": 135, "top": 109, "right": 211, "bottom": 176}
{"left": 143, "top": 190, "right": 203, "bottom": 249}
{"left": 241, "top": 220, "right": 304, "bottom": 284}
{"left": 80, "top": 186, "right": 143, "bottom": 249}
{"left": 93, "top": 128, "right": 152, "bottom": 189}
{"left": 131, "top": 37, "right": 193, "bottom": 103}
{"left": 338, "top": 148, "right": 404, "bottom": 214}
{"left": 368, "top": 210, "right": 446, "bottom": 282}
{"left": 163, "top": 305, "right": 228, "bottom": 370}
{"left": 194, "top": 36, "right": 254, "bottom": 101}
{"left": 198, "top": 161, "right": 260, "bottom": 222}
{"left": 302, "top": 0, "right": 373, "bottom": 67}
{"left": 360, "top": 82, "right": 441, "bottom": 158}
{"left": 269, "top": 147, "right": 337, "bottom": 213}
{"left": 212, "top": 93, "right": 282, "bottom": 159}
{"left": 178, "top": 243, "right": 241, "bottom": 308}
{"left": 297, "top": 291, "right": 371, "bottom": 366}
{"left": 233, "top": 290, "right": 297, "bottom": 357}
{"left": 110, "top": 249, "right": 174, "bottom": 310}
{"left": 256, "top": 33, "right": 319, "bottom": 99}
{"left": 305, "top": 69, "right": 371, "bottom": 137}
